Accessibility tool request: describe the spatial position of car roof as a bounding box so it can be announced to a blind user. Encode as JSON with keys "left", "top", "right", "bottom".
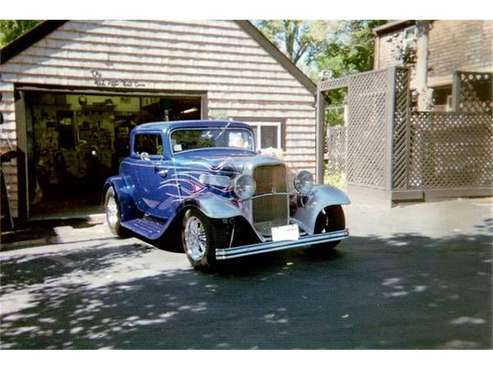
{"left": 133, "top": 120, "right": 252, "bottom": 133}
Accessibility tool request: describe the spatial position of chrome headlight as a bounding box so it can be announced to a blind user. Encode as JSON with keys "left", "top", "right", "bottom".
{"left": 294, "top": 170, "right": 314, "bottom": 195}
{"left": 233, "top": 174, "right": 256, "bottom": 200}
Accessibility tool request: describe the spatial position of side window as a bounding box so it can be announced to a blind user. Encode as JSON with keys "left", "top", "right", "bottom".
{"left": 260, "top": 126, "right": 278, "bottom": 149}
{"left": 134, "top": 134, "right": 163, "bottom": 156}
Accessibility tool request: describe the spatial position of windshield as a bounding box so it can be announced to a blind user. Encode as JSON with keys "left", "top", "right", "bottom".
{"left": 170, "top": 128, "right": 255, "bottom": 153}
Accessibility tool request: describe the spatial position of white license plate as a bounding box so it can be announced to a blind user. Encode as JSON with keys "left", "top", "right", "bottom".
{"left": 271, "top": 224, "right": 300, "bottom": 242}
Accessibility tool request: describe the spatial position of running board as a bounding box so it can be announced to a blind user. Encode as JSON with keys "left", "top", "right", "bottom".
{"left": 121, "top": 217, "right": 167, "bottom": 240}
{"left": 215, "top": 229, "right": 349, "bottom": 260}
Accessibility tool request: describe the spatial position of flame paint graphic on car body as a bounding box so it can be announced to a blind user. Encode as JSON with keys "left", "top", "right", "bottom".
{"left": 104, "top": 120, "right": 351, "bottom": 247}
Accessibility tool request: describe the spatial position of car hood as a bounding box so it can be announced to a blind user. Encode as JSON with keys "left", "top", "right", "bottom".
{"left": 174, "top": 150, "right": 284, "bottom": 176}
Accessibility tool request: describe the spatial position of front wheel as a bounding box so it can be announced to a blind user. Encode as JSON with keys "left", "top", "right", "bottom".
{"left": 181, "top": 208, "right": 227, "bottom": 272}
{"left": 313, "top": 205, "right": 346, "bottom": 249}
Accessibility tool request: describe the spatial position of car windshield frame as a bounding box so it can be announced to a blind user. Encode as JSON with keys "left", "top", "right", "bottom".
{"left": 169, "top": 126, "right": 256, "bottom": 155}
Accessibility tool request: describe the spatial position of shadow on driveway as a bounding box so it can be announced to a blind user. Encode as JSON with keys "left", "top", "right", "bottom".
{"left": 1, "top": 217, "right": 108, "bottom": 250}
{"left": 0, "top": 228, "right": 491, "bottom": 349}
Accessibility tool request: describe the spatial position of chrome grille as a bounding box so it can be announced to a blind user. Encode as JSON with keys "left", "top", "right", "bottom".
{"left": 252, "top": 164, "right": 289, "bottom": 236}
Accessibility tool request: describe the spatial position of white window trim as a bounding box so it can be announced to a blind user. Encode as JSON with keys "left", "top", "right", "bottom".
{"left": 248, "top": 121, "right": 282, "bottom": 151}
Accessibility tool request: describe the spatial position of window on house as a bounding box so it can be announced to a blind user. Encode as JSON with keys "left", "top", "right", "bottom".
{"left": 134, "top": 133, "right": 163, "bottom": 156}
{"left": 247, "top": 121, "right": 282, "bottom": 150}
{"left": 432, "top": 85, "right": 453, "bottom": 111}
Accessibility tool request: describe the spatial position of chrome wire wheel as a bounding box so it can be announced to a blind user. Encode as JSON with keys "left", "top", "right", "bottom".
{"left": 106, "top": 195, "right": 119, "bottom": 229}
{"left": 184, "top": 215, "right": 207, "bottom": 262}
{"left": 181, "top": 209, "right": 225, "bottom": 272}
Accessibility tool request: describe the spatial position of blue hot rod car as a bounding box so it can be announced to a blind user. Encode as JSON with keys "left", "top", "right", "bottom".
{"left": 104, "top": 120, "right": 350, "bottom": 271}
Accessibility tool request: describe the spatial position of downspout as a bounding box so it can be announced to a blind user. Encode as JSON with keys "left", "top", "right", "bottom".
{"left": 315, "top": 87, "right": 325, "bottom": 184}
{"left": 416, "top": 21, "right": 432, "bottom": 111}
{"left": 373, "top": 35, "right": 380, "bottom": 70}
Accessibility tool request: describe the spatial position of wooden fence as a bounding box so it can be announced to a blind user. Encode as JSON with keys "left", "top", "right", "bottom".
{"left": 320, "top": 67, "right": 493, "bottom": 203}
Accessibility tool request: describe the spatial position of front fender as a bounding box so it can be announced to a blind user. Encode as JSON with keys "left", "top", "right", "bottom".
{"left": 293, "top": 184, "right": 350, "bottom": 234}
{"left": 103, "top": 176, "right": 137, "bottom": 222}
{"left": 181, "top": 192, "right": 244, "bottom": 220}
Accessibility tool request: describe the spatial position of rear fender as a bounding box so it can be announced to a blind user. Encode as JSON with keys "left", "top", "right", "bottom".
{"left": 293, "top": 184, "right": 350, "bottom": 234}
{"left": 103, "top": 176, "right": 138, "bottom": 222}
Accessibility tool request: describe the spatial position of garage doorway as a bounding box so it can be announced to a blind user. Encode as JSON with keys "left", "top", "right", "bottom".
{"left": 24, "top": 90, "right": 203, "bottom": 218}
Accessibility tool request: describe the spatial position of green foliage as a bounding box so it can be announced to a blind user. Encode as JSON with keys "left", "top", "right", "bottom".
{"left": 315, "top": 20, "right": 386, "bottom": 114}
{"left": 254, "top": 20, "right": 386, "bottom": 127}
{"left": 255, "top": 20, "right": 386, "bottom": 86}
{"left": 324, "top": 169, "right": 346, "bottom": 190}
{"left": 255, "top": 20, "right": 337, "bottom": 65}
{"left": 0, "top": 20, "right": 40, "bottom": 47}
{"left": 326, "top": 101, "right": 346, "bottom": 127}
{"left": 314, "top": 20, "right": 386, "bottom": 79}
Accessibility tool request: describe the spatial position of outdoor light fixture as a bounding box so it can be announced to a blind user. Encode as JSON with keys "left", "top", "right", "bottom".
{"left": 181, "top": 107, "right": 198, "bottom": 114}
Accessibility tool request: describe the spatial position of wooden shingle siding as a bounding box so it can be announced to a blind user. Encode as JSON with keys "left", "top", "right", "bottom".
{"left": 375, "top": 20, "right": 493, "bottom": 86}
{"left": 28, "top": 39, "right": 281, "bottom": 65}
{"left": 376, "top": 33, "right": 401, "bottom": 70}
{"left": 0, "top": 20, "right": 317, "bottom": 218}
{"left": 0, "top": 81, "right": 18, "bottom": 217}
{"left": 18, "top": 51, "right": 290, "bottom": 77}
{"left": 427, "top": 20, "right": 493, "bottom": 85}
{"left": 1, "top": 68, "right": 303, "bottom": 88}
{"left": 6, "top": 56, "right": 300, "bottom": 80}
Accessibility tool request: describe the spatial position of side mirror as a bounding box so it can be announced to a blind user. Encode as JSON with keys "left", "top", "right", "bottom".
{"left": 140, "top": 152, "right": 150, "bottom": 161}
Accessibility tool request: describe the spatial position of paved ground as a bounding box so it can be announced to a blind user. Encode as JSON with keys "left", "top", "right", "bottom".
{"left": 0, "top": 198, "right": 491, "bottom": 349}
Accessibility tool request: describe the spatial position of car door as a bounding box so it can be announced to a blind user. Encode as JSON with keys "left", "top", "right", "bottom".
{"left": 131, "top": 131, "right": 179, "bottom": 221}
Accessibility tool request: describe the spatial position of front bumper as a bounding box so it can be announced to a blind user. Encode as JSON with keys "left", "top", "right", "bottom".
{"left": 215, "top": 229, "right": 349, "bottom": 260}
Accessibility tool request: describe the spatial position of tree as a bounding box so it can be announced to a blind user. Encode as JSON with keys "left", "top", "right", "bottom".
{"left": 313, "top": 20, "right": 386, "bottom": 79}
{"left": 255, "top": 20, "right": 337, "bottom": 66}
{"left": 254, "top": 20, "right": 385, "bottom": 126}
{"left": 312, "top": 20, "right": 386, "bottom": 126}
{"left": 0, "top": 20, "right": 40, "bottom": 46}
{"left": 255, "top": 20, "right": 385, "bottom": 81}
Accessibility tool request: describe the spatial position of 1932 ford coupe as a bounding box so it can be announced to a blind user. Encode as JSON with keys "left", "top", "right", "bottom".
{"left": 104, "top": 120, "right": 350, "bottom": 271}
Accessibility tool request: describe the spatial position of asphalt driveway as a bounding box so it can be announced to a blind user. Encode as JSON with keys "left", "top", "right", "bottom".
{"left": 0, "top": 198, "right": 491, "bottom": 349}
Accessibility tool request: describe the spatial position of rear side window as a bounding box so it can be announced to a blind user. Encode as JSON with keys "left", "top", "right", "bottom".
{"left": 134, "top": 134, "right": 163, "bottom": 156}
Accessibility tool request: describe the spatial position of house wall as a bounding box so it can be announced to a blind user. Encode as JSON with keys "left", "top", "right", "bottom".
{"left": 375, "top": 32, "right": 405, "bottom": 71}
{"left": 427, "top": 20, "right": 493, "bottom": 86}
{"left": 375, "top": 20, "right": 493, "bottom": 87}
{"left": 0, "top": 20, "right": 316, "bottom": 218}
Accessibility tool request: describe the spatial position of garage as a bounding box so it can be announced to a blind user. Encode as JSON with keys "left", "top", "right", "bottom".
{"left": 24, "top": 90, "right": 202, "bottom": 216}
{"left": 0, "top": 20, "right": 317, "bottom": 222}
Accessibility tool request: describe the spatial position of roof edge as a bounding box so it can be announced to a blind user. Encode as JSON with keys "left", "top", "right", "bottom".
{"left": 0, "top": 20, "right": 68, "bottom": 64}
{"left": 235, "top": 20, "right": 316, "bottom": 95}
{"left": 373, "top": 20, "right": 415, "bottom": 35}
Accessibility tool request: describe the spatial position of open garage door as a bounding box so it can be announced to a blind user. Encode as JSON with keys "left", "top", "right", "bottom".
{"left": 23, "top": 90, "right": 203, "bottom": 218}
